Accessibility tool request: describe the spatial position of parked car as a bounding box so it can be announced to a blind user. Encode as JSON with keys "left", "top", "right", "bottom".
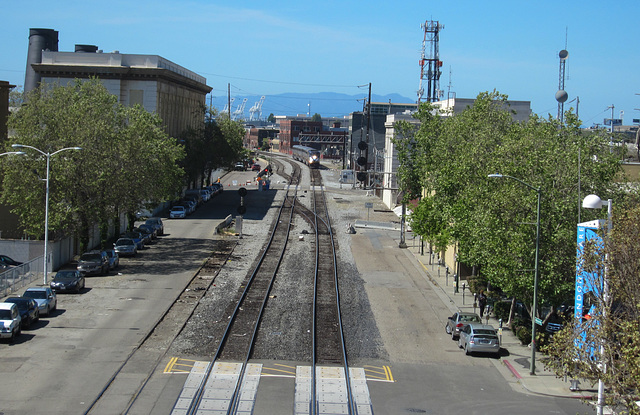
{"left": 445, "top": 311, "right": 482, "bottom": 339}
{"left": 200, "top": 189, "right": 211, "bottom": 202}
{"left": 50, "top": 270, "right": 85, "bottom": 293}
{"left": 170, "top": 205, "right": 187, "bottom": 219}
{"left": 138, "top": 224, "right": 157, "bottom": 239}
{"left": 145, "top": 217, "right": 164, "bottom": 236}
{"left": 121, "top": 231, "right": 145, "bottom": 250}
{"left": 251, "top": 163, "right": 261, "bottom": 171}
{"left": 105, "top": 249, "right": 119, "bottom": 270}
{"left": 0, "top": 302, "right": 21, "bottom": 341}
{"left": 0, "top": 254, "right": 23, "bottom": 268}
{"left": 209, "top": 183, "right": 223, "bottom": 195}
{"left": 458, "top": 323, "right": 501, "bottom": 356}
{"left": 22, "top": 287, "right": 57, "bottom": 316}
{"left": 77, "top": 250, "right": 110, "bottom": 276}
{"left": 234, "top": 162, "right": 245, "bottom": 171}
{"left": 134, "top": 227, "right": 153, "bottom": 245}
{"left": 4, "top": 297, "right": 39, "bottom": 328}
{"left": 114, "top": 238, "right": 137, "bottom": 257}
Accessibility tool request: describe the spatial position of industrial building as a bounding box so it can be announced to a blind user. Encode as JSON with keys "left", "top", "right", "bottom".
{"left": 24, "top": 28, "right": 212, "bottom": 139}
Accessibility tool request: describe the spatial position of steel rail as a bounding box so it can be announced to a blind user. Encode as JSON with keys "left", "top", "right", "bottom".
{"left": 310, "top": 169, "right": 357, "bottom": 415}
{"left": 174, "top": 176, "right": 301, "bottom": 415}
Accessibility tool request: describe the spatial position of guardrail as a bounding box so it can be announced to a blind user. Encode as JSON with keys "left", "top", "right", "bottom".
{"left": 0, "top": 256, "right": 44, "bottom": 298}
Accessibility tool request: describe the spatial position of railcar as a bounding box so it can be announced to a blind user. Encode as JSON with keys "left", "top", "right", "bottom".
{"left": 291, "top": 145, "right": 321, "bottom": 168}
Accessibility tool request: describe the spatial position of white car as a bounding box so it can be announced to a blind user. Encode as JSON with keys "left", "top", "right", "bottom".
{"left": 0, "top": 302, "right": 22, "bottom": 341}
{"left": 170, "top": 205, "right": 186, "bottom": 219}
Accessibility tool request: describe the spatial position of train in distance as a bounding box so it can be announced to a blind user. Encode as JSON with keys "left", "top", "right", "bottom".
{"left": 291, "top": 145, "right": 320, "bottom": 168}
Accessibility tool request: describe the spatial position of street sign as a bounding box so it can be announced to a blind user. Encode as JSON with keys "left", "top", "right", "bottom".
{"left": 365, "top": 202, "right": 373, "bottom": 208}
{"left": 535, "top": 318, "right": 543, "bottom": 326}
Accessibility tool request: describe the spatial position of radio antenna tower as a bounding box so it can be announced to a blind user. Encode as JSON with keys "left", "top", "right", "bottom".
{"left": 417, "top": 20, "right": 444, "bottom": 104}
{"left": 556, "top": 29, "right": 569, "bottom": 123}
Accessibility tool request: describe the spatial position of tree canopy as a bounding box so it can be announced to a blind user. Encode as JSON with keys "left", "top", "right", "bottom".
{"left": 2, "top": 79, "right": 184, "bottom": 250}
{"left": 544, "top": 202, "right": 640, "bottom": 414}
{"left": 394, "top": 91, "right": 629, "bottom": 319}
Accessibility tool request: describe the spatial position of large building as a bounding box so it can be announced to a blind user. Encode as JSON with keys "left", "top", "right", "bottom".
{"left": 24, "top": 28, "right": 211, "bottom": 138}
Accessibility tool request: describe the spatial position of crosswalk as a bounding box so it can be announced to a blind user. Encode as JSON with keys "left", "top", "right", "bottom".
{"left": 168, "top": 359, "right": 393, "bottom": 415}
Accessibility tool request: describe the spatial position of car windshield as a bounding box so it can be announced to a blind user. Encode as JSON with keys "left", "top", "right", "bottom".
{"left": 6, "top": 299, "right": 27, "bottom": 310}
{"left": 460, "top": 315, "right": 481, "bottom": 322}
{"left": 23, "top": 290, "right": 46, "bottom": 299}
{"left": 80, "top": 254, "right": 101, "bottom": 261}
{"left": 116, "top": 239, "right": 134, "bottom": 246}
{"left": 0, "top": 310, "right": 12, "bottom": 319}
{"left": 54, "top": 272, "right": 77, "bottom": 280}
{"left": 473, "top": 329, "right": 497, "bottom": 335}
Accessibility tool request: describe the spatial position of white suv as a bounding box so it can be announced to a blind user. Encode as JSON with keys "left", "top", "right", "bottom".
{"left": 0, "top": 302, "right": 22, "bottom": 342}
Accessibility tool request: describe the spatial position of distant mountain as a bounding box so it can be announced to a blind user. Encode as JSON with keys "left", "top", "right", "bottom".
{"left": 210, "top": 92, "right": 415, "bottom": 119}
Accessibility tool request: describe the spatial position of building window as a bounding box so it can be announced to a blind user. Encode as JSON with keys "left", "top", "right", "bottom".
{"left": 130, "top": 89, "right": 144, "bottom": 107}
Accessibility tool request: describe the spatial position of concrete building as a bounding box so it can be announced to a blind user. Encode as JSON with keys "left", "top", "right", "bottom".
{"left": 25, "top": 28, "right": 211, "bottom": 139}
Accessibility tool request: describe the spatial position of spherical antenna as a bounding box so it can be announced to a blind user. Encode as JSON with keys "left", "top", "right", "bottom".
{"left": 559, "top": 50, "right": 569, "bottom": 60}
{"left": 555, "top": 90, "right": 568, "bottom": 103}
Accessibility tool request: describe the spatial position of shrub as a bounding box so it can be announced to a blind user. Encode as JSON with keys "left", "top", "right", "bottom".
{"left": 516, "top": 325, "right": 532, "bottom": 345}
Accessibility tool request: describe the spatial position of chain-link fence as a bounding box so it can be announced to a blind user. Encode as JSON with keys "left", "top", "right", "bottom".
{"left": 0, "top": 256, "right": 45, "bottom": 298}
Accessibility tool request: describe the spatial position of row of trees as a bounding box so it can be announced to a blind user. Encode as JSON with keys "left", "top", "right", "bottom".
{"left": 394, "top": 91, "right": 639, "bottom": 411}
{"left": 2, "top": 79, "right": 246, "bottom": 251}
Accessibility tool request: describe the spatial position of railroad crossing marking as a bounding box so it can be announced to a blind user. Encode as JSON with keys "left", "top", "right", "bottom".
{"left": 165, "top": 358, "right": 394, "bottom": 382}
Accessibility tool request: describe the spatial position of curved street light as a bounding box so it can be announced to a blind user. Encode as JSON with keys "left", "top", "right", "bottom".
{"left": 11, "top": 144, "right": 82, "bottom": 285}
{"left": 489, "top": 173, "right": 541, "bottom": 375}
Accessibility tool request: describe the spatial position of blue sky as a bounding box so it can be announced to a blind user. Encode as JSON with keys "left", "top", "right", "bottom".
{"left": 2, "top": 0, "right": 638, "bottom": 126}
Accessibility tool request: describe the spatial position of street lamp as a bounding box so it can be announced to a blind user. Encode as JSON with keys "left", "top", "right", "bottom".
{"left": 581, "top": 194, "right": 611, "bottom": 415}
{"left": 489, "top": 173, "right": 541, "bottom": 375}
{"left": 11, "top": 144, "right": 82, "bottom": 285}
{"left": 0, "top": 151, "right": 26, "bottom": 157}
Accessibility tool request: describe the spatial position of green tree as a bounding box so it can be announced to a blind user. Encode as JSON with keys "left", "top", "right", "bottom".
{"left": 544, "top": 202, "right": 640, "bottom": 414}
{"left": 398, "top": 91, "right": 627, "bottom": 323}
{"left": 311, "top": 113, "right": 322, "bottom": 122}
{"left": 181, "top": 109, "right": 247, "bottom": 188}
{"left": 9, "top": 85, "right": 24, "bottom": 107}
{"left": 267, "top": 113, "right": 276, "bottom": 123}
{"left": 2, "top": 79, "right": 185, "bottom": 250}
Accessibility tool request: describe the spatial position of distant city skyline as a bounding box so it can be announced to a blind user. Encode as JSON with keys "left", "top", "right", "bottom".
{"left": 2, "top": 0, "right": 638, "bottom": 126}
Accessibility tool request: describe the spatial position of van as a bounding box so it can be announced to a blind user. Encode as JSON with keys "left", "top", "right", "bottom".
{"left": 0, "top": 302, "right": 22, "bottom": 342}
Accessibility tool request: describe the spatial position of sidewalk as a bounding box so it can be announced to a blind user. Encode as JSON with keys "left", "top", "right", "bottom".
{"left": 399, "top": 236, "right": 598, "bottom": 401}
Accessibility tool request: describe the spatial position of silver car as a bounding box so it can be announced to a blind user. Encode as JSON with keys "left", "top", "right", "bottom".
{"left": 458, "top": 323, "right": 501, "bottom": 356}
{"left": 445, "top": 311, "right": 482, "bottom": 339}
{"left": 22, "top": 287, "right": 57, "bottom": 317}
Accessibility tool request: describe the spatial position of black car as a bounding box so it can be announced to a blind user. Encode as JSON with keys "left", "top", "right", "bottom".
{"left": 50, "top": 270, "right": 86, "bottom": 293}
{"left": 4, "top": 297, "right": 39, "bottom": 328}
{"left": 77, "top": 251, "right": 109, "bottom": 276}
{"left": 0, "top": 255, "right": 29, "bottom": 272}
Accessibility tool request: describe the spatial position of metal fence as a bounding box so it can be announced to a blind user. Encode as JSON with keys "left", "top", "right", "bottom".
{"left": 0, "top": 256, "right": 44, "bottom": 298}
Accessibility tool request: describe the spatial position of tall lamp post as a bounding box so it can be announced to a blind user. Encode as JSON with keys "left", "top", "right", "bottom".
{"left": 12, "top": 144, "right": 82, "bottom": 285}
{"left": 581, "top": 194, "right": 611, "bottom": 415}
{"left": 489, "top": 173, "right": 541, "bottom": 375}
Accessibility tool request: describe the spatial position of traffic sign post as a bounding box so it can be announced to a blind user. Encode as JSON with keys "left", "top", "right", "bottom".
{"left": 365, "top": 202, "right": 373, "bottom": 220}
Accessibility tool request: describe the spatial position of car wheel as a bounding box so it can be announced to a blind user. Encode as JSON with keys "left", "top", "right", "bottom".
{"left": 445, "top": 324, "right": 451, "bottom": 334}
{"left": 34, "top": 311, "right": 39, "bottom": 322}
{"left": 464, "top": 344, "right": 470, "bottom": 355}
{"left": 9, "top": 328, "right": 16, "bottom": 343}
{"left": 451, "top": 331, "right": 457, "bottom": 340}
{"left": 458, "top": 339, "right": 463, "bottom": 349}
